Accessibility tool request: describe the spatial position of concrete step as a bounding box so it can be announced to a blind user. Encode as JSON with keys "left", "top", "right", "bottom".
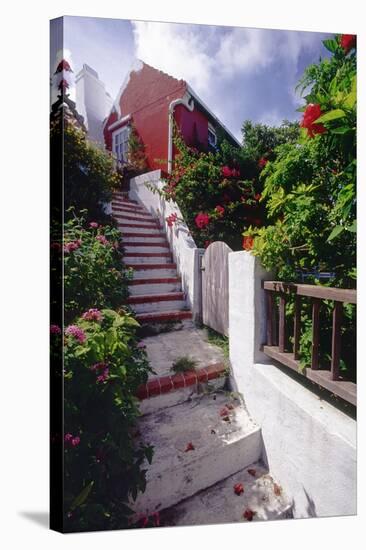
{"left": 124, "top": 243, "right": 169, "bottom": 253}
{"left": 122, "top": 234, "right": 166, "bottom": 243}
{"left": 113, "top": 195, "right": 138, "bottom": 204}
{"left": 129, "top": 293, "right": 186, "bottom": 314}
{"left": 129, "top": 278, "right": 182, "bottom": 295}
{"left": 160, "top": 461, "right": 293, "bottom": 526}
{"left": 137, "top": 363, "right": 227, "bottom": 415}
{"left": 116, "top": 214, "right": 157, "bottom": 224}
{"left": 112, "top": 201, "right": 145, "bottom": 211}
{"left": 118, "top": 220, "right": 160, "bottom": 229}
{"left": 135, "top": 310, "right": 192, "bottom": 324}
{"left": 126, "top": 263, "right": 177, "bottom": 276}
{"left": 125, "top": 254, "right": 172, "bottom": 264}
{"left": 120, "top": 226, "right": 164, "bottom": 235}
{"left": 132, "top": 393, "right": 262, "bottom": 515}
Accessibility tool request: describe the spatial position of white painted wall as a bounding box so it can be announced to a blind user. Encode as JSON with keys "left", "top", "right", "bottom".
{"left": 129, "top": 170, "right": 204, "bottom": 321}
{"left": 75, "top": 64, "right": 113, "bottom": 147}
{"left": 229, "top": 251, "right": 357, "bottom": 519}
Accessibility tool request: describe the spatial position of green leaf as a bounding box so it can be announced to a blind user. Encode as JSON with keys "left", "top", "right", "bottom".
{"left": 347, "top": 220, "right": 357, "bottom": 233}
{"left": 327, "top": 225, "right": 344, "bottom": 242}
{"left": 343, "top": 77, "right": 356, "bottom": 109}
{"left": 314, "top": 109, "right": 346, "bottom": 124}
{"left": 70, "top": 481, "right": 94, "bottom": 510}
{"left": 329, "top": 126, "right": 351, "bottom": 135}
{"left": 323, "top": 39, "right": 338, "bottom": 54}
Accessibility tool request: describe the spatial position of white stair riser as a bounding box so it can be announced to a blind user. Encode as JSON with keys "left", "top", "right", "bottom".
{"left": 129, "top": 282, "right": 182, "bottom": 295}
{"left": 120, "top": 227, "right": 163, "bottom": 235}
{"left": 130, "top": 268, "right": 178, "bottom": 279}
{"left": 124, "top": 245, "right": 169, "bottom": 254}
{"left": 122, "top": 235, "right": 166, "bottom": 243}
{"left": 131, "top": 299, "right": 186, "bottom": 314}
{"left": 125, "top": 256, "right": 172, "bottom": 264}
{"left": 133, "top": 427, "right": 262, "bottom": 514}
{"left": 140, "top": 377, "right": 226, "bottom": 415}
{"left": 118, "top": 220, "right": 160, "bottom": 228}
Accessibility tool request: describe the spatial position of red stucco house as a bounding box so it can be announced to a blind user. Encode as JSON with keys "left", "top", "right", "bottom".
{"left": 103, "top": 61, "right": 240, "bottom": 174}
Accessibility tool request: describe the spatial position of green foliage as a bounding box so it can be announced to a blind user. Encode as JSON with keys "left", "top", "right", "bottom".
{"left": 205, "top": 326, "right": 229, "bottom": 359}
{"left": 51, "top": 123, "right": 119, "bottom": 222}
{"left": 58, "top": 308, "right": 153, "bottom": 531}
{"left": 240, "top": 119, "right": 300, "bottom": 160}
{"left": 171, "top": 356, "right": 198, "bottom": 373}
{"left": 60, "top": 212, "right": 131, "bottom": 323}
{"left": 244, "top": 35, "right": 356, "bottom": 376}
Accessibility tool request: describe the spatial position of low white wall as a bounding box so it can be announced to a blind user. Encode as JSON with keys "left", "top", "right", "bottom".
{"left": 229, "top": 251, "right": 357, "bottom": 518}
{"left": 129, "top": 170, "right": 204, "bottom": 321}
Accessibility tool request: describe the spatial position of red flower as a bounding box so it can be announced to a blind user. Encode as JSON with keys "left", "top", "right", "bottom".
{"left": 221, "top": 166, "right": 232, "bottom": 178}
{"left": 234, "top": 483, "right": 244, "bottom": 495}
{"left": 254, "top": 193, "right": 262, "bottom": 201}
{"left": 215, "top": 205, "right": 225, "bottom": 217}
{"left": 166, "top": 212, "right": 178, "bottom": 227}
{"left": 185, "top": 442, "right": 195, "bottom": 452}
{"left": 300, "top": 104, "right": 327, "bottom": 138}
{"left": 58, "top": 78, "right": 70, "bottom": 91}
{"left": 340, "top": 34, "right": 356, "bottom": 54}
{"left": 55, "top": 59, "right": 73, "bottom": 73}
{"left": 231, "top": 168, "right": 240, "bottom": 178}
{"left": 258, "top": 157, "right": 268, "bottom": 169}
{"left": 243, "top": 509, "right": 256, "bottom": 521}
{"left": 195, "top": 212, "right": 210, "bottom": 229}
{"left": 204, "top": 240, "right": 212, "bottom": 249}
{"left": 243, "top": 236, "right": 254, "bottom": 251}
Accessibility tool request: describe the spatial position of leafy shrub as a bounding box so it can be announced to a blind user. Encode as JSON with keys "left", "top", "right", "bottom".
{"left": 171, "top": 356, "right": 198, "bottom": 373}
{"left": 60, "top": 212, "right": 131, "bottom": 323}
{"left": 52, "top": 309, "right": 153, "bottom": 532}
{"left": 51, "top": 123, "right": 120, "bottom": 222}
{"left": 243, "top": 34, "right": 356, "bottom": 377}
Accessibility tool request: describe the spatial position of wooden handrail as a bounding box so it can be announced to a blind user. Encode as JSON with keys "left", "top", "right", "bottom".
{"left": 262, "top": 281, "right": 356, "bottom": 406}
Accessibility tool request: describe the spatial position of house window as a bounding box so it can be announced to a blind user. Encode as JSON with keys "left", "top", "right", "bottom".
{"left": 113, "top": 126, "right": 130, "bottom": 163}
{"left": 208, "top": 125, "right": 217, "bottom": 148}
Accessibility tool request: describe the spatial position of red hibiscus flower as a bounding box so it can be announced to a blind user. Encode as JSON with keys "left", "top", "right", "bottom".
{"left": 234, "top": 483, "right": 244, "bottom": 495}
{"left": 195, "top": 212, "right": 210, "bottom": 229}
{"left": 243, "top": 236, "right": 254, "bottom": 251}
{"left": 243, "top": 509, "right": 256, "bottom": 521}
{"left": 300, "top": 104, "right": 327, "bottom": 138}
{"left": 258, "top": 157, "right": 268, "bottom": 169}
{"left": 215, "top": 205, "right": 225, "bottom": 217}
{"left": 221, "top": 166, "right": 232, "bottom": 178}
{"left": 166, "top": 212, "right": 178, "bottom": 227}
{"left": 340, "top": 34, "right": 356, "bottom": 54}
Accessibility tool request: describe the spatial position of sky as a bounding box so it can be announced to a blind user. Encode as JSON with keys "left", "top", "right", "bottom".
{"left": 50, "top": 16, "right": 334, "bottom": 141}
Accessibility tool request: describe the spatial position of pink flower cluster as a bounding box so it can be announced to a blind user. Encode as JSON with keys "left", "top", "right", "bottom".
{"left": 89, "top": 222, "right": 99, "bottom": 229}
{"left": 96, "top": 235, "right": 109, "bottom": 246}
{"left": 82, "top": 308, "right": 103, "bottom": 322}
{"left": 166, "top": 212, "right": 178, "bottom": 227}
{"left": 50, "top": 324, "right": 61, "bottom": 335}
{"left": 90, "top": 362, "right": 110, "bottom": 383}
{"left": 221, "top": 166, "right": 240, "bottom": 178}
{"left": 64, "top": 433, "right": 81, "bottom": 447}
{"left": 65, "top": 325, "right": 86, "bottom": 343}
{"left": 64, "top": 239, "right": 81, "bottom": 253}
{"left": 195, "top": 212, "right": 210, "bottom": 229}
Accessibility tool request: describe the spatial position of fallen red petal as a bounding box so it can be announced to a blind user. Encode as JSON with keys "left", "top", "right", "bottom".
{"left": 243, "top": 509, "right": 256, "bottom": 521}
{"left": 185, "top": 442, "right": 195, "bottom": 452}
{"left": 234, "top": 483, "right": 244, "bottom": 495}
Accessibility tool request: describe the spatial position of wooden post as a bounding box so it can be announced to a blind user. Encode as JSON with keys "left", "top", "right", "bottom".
{"left": 293, "top": 295, "right": 301, "bottom": 360}
{"left": 266, "top": 291, "right": 274, "bottom": 346}
{"left": 278, "top": 294, "right": 286, "bottom": 353}
{"left": 331, "top": 301, "right": 342, "bottom": 381}
{"left": 311, "top": 298, "right": 321, "bottom": 370}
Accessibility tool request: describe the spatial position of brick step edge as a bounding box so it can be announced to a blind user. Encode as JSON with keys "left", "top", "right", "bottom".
{"left": 135, "top": 310, "right": 192, "bottom": 323}
{"left": 127, "top": 292, "right": 184, "bottom": 304}
{"left": 129, "top": 277, "right": 181, "bottom": 286}
{"left": 126, "top": 263, "right": 177, "bottom": 270}
{"left": 136, "top": 362, "right": 227, "bottom": 399}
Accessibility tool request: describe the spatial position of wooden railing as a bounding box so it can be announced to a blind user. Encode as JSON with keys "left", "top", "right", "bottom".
{"left": 262, "top": 281, "right": 357, "bottom": 406}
